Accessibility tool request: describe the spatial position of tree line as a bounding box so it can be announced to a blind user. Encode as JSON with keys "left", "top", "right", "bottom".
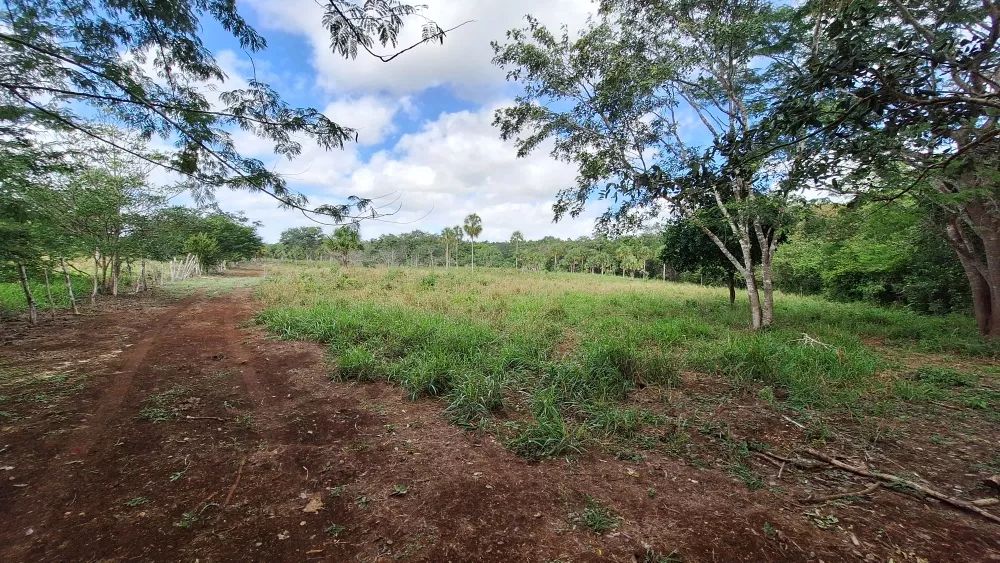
{"left": 268, "top": 198, "right": 969, "bottom": 317}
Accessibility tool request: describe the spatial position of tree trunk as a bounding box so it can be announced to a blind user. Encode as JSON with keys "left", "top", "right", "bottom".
{"left": 140, "top": 259, "right": 147, "bottom": 292}
{"left": 111, "top": 253, "right": 120, "bottom": 297}
{"left": 61, "top": 258, "right": 80, "bottom": 315}
{"left": 663, "top": 262, "right": 666, "bottom": 281}
{"left": 744, "top": 270, "right": 763, "bottom": 330}
{"left": 760, "top": 251, "right": 775, "bottom": 328}
{"left": 727, "top": 270, "right": 736, "bottom": 306}
{"left": 42, "top": 264, "right": 55, "bottom": 319}
{"left": 91, "top": 250, "right": 100, "bottom": 305}
{"left": 18, "top": 264, "right": 38, "bottom": 325}
{"left": 471, "top": 241, "right": 475, "bottom": 272}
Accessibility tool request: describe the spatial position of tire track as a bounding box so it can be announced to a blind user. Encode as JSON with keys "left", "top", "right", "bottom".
{"left": 65, "top": 290, "right": 203, "bottom": 458}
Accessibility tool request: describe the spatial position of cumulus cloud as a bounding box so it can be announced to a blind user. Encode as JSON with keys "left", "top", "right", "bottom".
{"left": 213, "top": 103, "right": 598, "bottom": 242}
{"left": 243, "top": 0, "right": 595, "bottom": 96}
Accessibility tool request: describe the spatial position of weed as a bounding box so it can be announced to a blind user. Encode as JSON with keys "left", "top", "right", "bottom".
{"left": 391, "top": 484, "right": 408, "bottom": 496}
{"left": 325, "top": 524, "right": 346, "bottom": 537}
{"left": 124, "top": 497, "right": 150, "bottom": 507}
{"left": 804, "top": 509, "right": 839, "bottom": 530}
{"left": 137, "top": 387, "right": 187, "bottom": 423}
{"left": 915, "top": 366, "right": 978, "bottom": 388}
{"left": 572, "top": 495, "right": 620, "bottom": 534}
{"left": 328, "top": 485, "right": 346, "bottom": 497}
{"left": 236, "top": 413, "right": 255, "bottom": 429}
{"left": 355, "top": 495, "right": 371, "bottom": 509}
{"left": 175, "top": 511, "right": 199, "bottom": 528}
{"left": 763, "top": 522, "right": 776, "bottom": 538}
{"left": 647, "top": 487, "right": 656, "bottom": 499}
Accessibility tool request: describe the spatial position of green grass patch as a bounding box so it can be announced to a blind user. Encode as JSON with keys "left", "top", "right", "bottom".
{"left": 251, "top": 265, "right": 999, "bottom": 461}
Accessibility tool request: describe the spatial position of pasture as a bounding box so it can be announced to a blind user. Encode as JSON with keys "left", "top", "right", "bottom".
{"left": 0, "top": 265, "right": 997, "bottom": 562}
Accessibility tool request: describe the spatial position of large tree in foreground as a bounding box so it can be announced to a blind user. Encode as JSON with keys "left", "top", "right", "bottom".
{"left": 0, "top": 0, "right": 453, "bottom": 222}
{"left": 492, "top": 0, "right": 808, "bottom": 329}
{"left": 777, "top": 0, "right": 1000, "bottom": 336}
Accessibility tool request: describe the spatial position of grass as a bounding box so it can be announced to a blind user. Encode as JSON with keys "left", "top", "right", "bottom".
{"left": 0, "top": 367, "right": 90, "bottom": 419}
{"left": 252, "top": 264, "right": 999, "bottom": 460}
{"left": 137, "top": 387, "right": 188, "bottom": 423}
{"left": 572, "top": 495, "right": 620, "bottom": 534}
{"left": 0, "top": 273, "right": 92, "bottom": 315}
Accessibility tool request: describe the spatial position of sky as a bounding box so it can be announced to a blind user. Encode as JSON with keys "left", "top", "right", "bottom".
{"left": 184, "top": 0, "right": 603, "bottom": 243}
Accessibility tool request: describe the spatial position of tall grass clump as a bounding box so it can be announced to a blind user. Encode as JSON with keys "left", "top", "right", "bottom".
{"left": 686, "top": 331, "right": 884, "bottom": 409}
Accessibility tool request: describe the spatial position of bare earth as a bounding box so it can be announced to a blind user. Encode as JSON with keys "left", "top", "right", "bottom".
{"left": 1, "top": 276, "right": 999, "bottom": 562}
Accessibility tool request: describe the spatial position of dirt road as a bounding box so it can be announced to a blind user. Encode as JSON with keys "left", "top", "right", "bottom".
{"left": 1, "top": 285, "right": 996, "bottom": 562}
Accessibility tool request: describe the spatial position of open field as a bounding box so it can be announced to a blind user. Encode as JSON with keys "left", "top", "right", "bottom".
{"left": 1, "top": 265, "right": 999, "bottom": 562}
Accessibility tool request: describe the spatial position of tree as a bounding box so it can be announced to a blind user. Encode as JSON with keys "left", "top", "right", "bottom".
{"left": 463, "top": 213, "right": 483, "bottom": 271}
{"left": 441, "top": 227, "right": 458, "bottom": 268}
{"left": 492, "top": 0, "right": 807, "bottom": 329}
{"left": 510, "top": 230, "right": 525, "bottom": 269}
{"left": 1, "top": 0, "right": 454, "bottom": 223}
{"left": 326, "top": 225, "right": 363, "bottom": 266}
{"left": 779, "top": 0, "right": 1000, "bottom": 336}
{"left": 279, "top": 227, "right": 325, "bottom": 260}
{"left": 184, "top": 233, "right": 221, "bottom": 271}
{"left": 662, "top": 219, "right": 749, "bottom": 305}
{"left": 453, "top": 225, "right": 464, "bottom": 266}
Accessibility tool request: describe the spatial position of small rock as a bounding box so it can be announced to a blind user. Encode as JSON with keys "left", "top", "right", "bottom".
{"left": 278, "top": 531, "right": 290, "bottom": 540}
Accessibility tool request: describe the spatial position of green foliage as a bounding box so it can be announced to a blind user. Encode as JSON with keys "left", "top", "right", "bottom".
{"left": 2, "top": 0, "right": 445, "bottom": 223}
{"left": 774, "top": 202, "right": 969, "bottom": 314}
{"left": 183, "top": 233, "right": 221, "bottom": 271}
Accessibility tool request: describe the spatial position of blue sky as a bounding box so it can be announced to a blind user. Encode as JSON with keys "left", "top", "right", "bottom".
{"left": 178, "top": 0, "right": 602, "bottom": 243}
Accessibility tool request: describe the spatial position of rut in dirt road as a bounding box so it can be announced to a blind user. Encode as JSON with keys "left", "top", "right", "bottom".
{"left": 64, "top": 290, "right": 204, "bottom": 459}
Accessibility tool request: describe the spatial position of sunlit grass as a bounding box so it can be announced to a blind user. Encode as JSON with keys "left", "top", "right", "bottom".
{"left": 253, "top": 263, "right": 998, "bottom": 459}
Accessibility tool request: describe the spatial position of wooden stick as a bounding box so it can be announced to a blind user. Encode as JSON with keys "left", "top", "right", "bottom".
{"left": 782, "top": 414, "right": 806, "bottom": 429}
{"left": 803, "top": 482, "right": 880, "bottom": 503}
{"left": 185, "top": 415, "right": 226, "bottom": 422}
{"left": 223, "top": 459, "right": 246, "bottom": 507}
{"left": 762, "top": 450, "right": 825, "bottom": 470}
{"left": 806, "top": 449, "right": 1000, "bottom": 525}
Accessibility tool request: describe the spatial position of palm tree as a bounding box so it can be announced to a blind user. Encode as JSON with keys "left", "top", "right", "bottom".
{"left": 325, "top": 225, "right": 363, "bottom": 267}
{"left": 453, "top": 224, "right": 464, "bottom": 266}
{"left": 510, "top": 230, "right": 524, "bottom": 269}
{"left": 463, "top": 213, "right": 483, "bottom": 271}
{"left": 441, "top": 227, "right": 457, "bottom": 268}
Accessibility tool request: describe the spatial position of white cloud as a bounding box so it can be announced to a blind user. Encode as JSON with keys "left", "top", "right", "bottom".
{"left": 244, "top": 0, "right": 595, "bottom": 96}
{"left": 323, "top": 95, "right": 409, "bottom": 145}
{"left": 209, "top": 103, "right": 597, "bottom": 242}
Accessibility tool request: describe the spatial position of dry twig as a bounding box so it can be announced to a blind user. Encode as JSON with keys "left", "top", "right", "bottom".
{"left": 806, "top": 449, "right": 1000, "bottom": 525}
{"left": 223, "top": 459, "right": 246, "bottom": 507}
{"left": 803, "top": 482, "right": 880, "bottom": 503}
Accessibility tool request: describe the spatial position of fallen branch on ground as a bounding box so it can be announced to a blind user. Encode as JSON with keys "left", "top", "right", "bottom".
{"left": 803, "top": 482, "right": 880, "bottom": 503}
{"left": 805, "top": 449, "right": 1000, "bottom": 525}
{"left": 760, "top": 450, "right": 825, "bottom": 470}
{"left": 781, "top": 414, "right": 806, "bottom": 429}
{"left": 223, "top": 459, "right": 245, "bottom": 507}
{"left": 185, "top": 415, "right": 227, "bottom": 422}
